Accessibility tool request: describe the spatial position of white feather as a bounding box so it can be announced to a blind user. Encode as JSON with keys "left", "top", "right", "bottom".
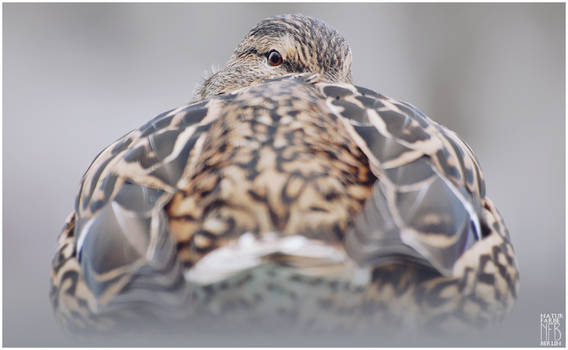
{"left": 184, "top": 232, "right": 354, "bottom": 285}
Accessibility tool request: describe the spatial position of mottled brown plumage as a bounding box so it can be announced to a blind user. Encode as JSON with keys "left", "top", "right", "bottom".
{"left": 197, "top": 14, "right": 352, "bottom": 99}
{"left": 172, "top": 75, "right": 375, "bottom": 267}
{"left": 50, "top": 14, "right": 518, "bottom": 335}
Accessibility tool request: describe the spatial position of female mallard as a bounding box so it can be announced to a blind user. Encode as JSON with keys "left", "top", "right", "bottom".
{"left": 50, "top": 14, "right": 519, "bottom": 334}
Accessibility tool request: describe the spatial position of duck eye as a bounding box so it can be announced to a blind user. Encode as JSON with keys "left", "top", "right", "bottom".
{"left": 267, "top": 50, "right": 283, "bottom": 66}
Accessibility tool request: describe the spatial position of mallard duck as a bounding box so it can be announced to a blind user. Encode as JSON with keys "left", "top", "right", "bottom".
{"left": 50, "top": 14, "right": 519, "bottom": 334}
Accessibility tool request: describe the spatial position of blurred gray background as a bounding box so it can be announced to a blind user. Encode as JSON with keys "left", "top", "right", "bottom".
{"left": 3, "top": 3, "right": 565, "bottom": 347}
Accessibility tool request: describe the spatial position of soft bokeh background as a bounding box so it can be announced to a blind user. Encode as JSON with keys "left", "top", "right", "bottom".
{"left": 3, "top": 3, "right": 565, "bottom": 347}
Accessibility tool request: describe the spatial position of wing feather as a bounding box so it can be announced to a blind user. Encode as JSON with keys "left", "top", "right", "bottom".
{"left": 52, "top": 99, "right": 221, "bottom": 329}
{"left": 317, "top": 81, "right": 508, "bottom": 275}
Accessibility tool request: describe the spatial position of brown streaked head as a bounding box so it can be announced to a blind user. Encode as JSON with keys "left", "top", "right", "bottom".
{"left": 196, "top": 14, "right": 353, "bottom": 100}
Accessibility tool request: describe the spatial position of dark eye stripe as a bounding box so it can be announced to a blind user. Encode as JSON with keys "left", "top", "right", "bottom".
{"left": 240, "top": 48, "right": 261, "bottom": 58}
{"left": 242, "top": 47, "right": 308, "bottom": 73}
{"left": 282, "top": 61, "right": 308, "bottom": 73}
